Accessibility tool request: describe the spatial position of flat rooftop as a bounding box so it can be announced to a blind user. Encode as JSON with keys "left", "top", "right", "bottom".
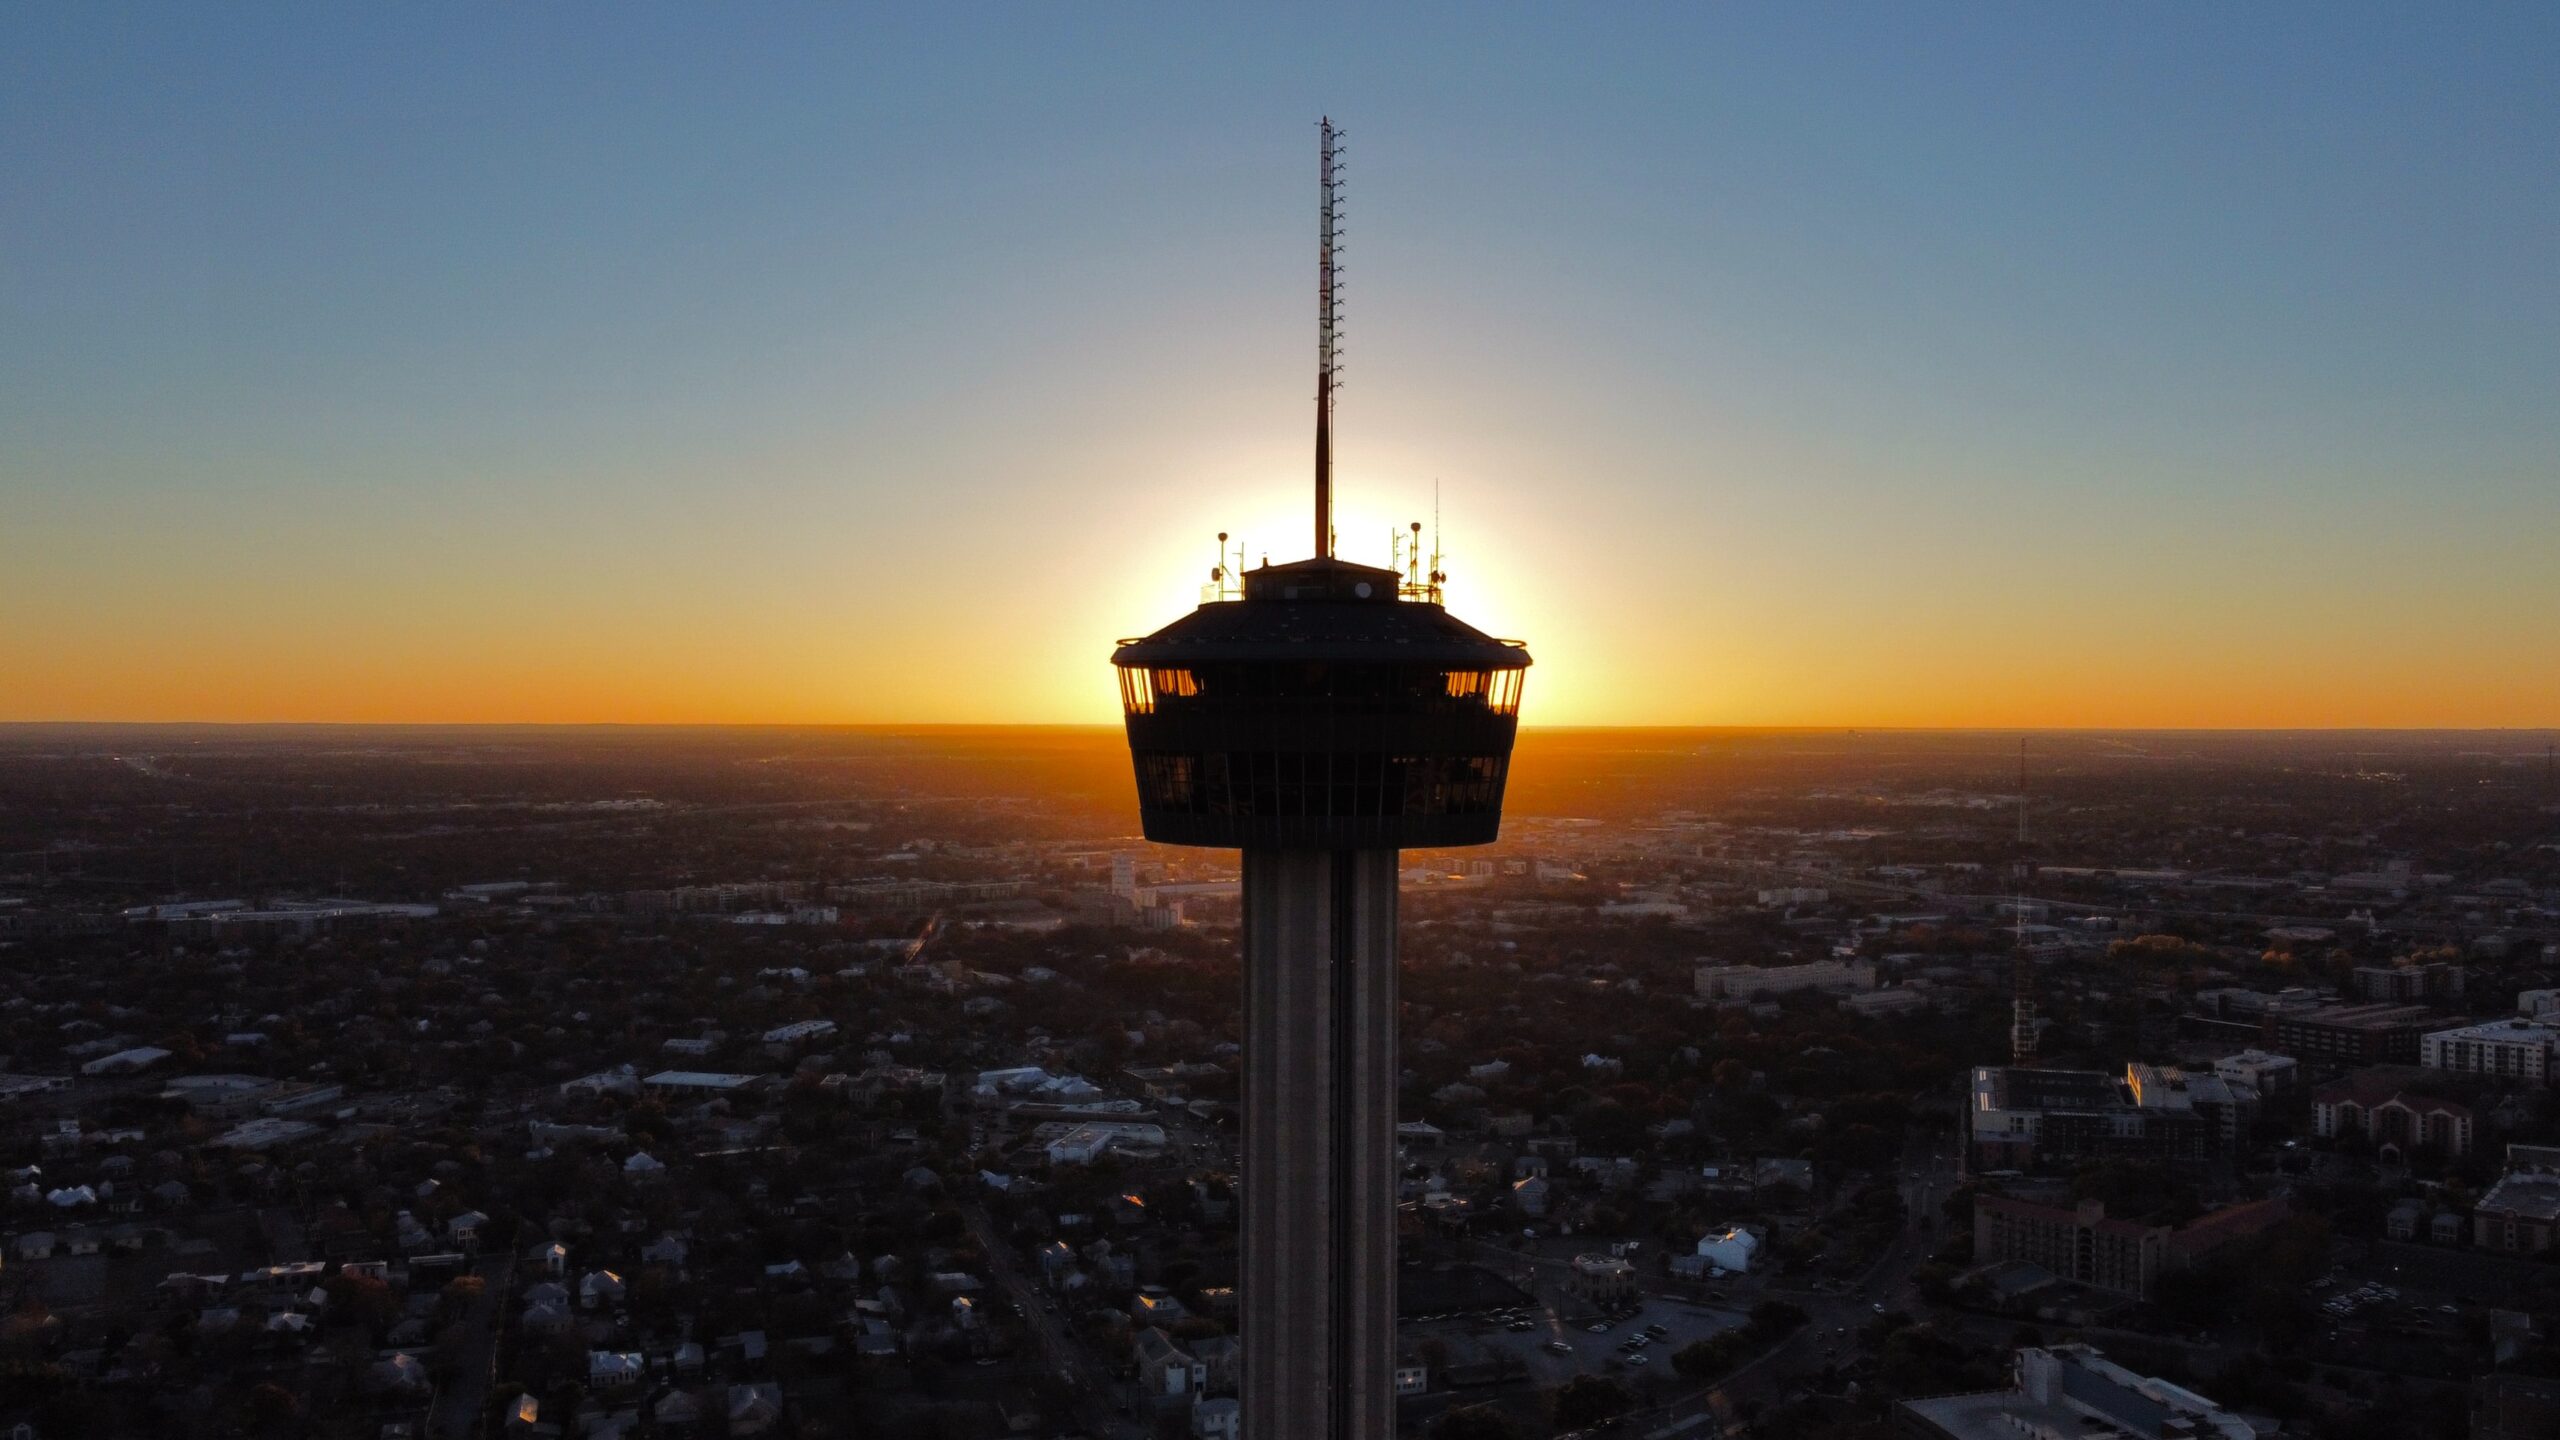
{"left": 1902, "top": 1390, "right": 2105, "bottom": 1440}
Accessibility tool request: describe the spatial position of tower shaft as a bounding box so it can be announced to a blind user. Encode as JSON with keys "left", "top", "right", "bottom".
{"left": 1241, "top": 847, "right": 1398, "bottom": 1439}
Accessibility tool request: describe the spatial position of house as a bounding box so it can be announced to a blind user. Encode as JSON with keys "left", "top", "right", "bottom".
{"left": 1134, "top": 1327, "right": 1205, "bottom": 1399}
{"left": 1696, "top": 1225, "right": 1760, "bottom": 1274}
{"left": 1396, "top": 1354, "right": 1431, "bottom": 1395}
{"left": 728, "top": 1383, "right": 784, "bottom": 1436}
{"left": 580, "top": 1269, "right": 627, "bottom": 1309}
{"left": 1510, "top": 1174, "right": 1550, "bottom": 1218}
{"left": 1194, "top": 1397, "right": 1241, "bottom": 1440}
{"left": 1132, "top": 1286, "right": 1187, "bottom": 1324}
{"left": 369, "top": 1352, "right": 431, "bottom": 1394}
{"left": 1191, "top": 1334, "right": 1240, "bottom": 1394}
{"left": 588, "top": 1351, "right": 645, "bottom": 1390}
{"left": 2387, "top": 1199, "right": 2426, "bottom": 1242}
{"left": 448, "top": 1210, "right": 488, "bottom": 1250}
{"left": 652, "top": 1389, "right": 702, "bottom": 1430}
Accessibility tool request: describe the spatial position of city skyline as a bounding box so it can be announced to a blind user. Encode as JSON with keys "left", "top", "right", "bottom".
{"left": 7, "top": 7, "right": 2557, "bottom": 729}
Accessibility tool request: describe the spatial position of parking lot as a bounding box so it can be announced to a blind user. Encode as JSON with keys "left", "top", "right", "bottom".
{"left": 1399, "top": 1294, "right": 1751, "bottom": 1389}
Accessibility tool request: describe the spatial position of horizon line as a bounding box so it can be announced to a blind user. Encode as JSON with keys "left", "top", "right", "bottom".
{"left": 2, "top": 720, "right": 2556, "bottom": 737}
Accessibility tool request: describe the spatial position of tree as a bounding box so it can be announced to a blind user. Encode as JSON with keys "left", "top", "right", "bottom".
{"left": 1552, "top": 1375, "right": 1633, "bottom": 1429}
{"left": 245, "top": 1382, "right": 302, "bottom": 1433}
{"left": 1426, "top": 1404, "right": 1527, "bottom": 1440}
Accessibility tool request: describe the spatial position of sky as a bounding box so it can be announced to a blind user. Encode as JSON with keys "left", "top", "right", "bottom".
{"left": 4, "top": 6, "right": 2556, "bottom": 728}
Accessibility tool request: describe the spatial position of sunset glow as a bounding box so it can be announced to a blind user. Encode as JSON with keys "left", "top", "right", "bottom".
{"left": 5, "top": 8, "right": 2554, "bottom": 729}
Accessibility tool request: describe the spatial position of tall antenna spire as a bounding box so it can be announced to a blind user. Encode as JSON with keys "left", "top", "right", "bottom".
{"left": 1316, "top": 118, "right": 1344, "bottom": 558}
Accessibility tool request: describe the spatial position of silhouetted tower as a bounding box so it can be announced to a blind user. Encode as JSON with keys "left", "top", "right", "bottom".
{"left": 2010, "top": 738, "right": 2040, "bottom": 1065}
{"left": 1112, "top": 120, "right": 1530, "bottom": 1440}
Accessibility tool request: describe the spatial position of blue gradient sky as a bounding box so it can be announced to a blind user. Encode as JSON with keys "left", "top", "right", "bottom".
{"left": 5, "top": 6, "right": 2555, "bottom": 725}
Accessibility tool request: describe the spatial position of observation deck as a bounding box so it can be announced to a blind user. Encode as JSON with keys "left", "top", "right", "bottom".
{"left": 1112, "top": 556, "right": 1530, "bottom": 849}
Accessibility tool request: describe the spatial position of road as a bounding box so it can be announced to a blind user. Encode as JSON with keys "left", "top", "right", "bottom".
{"left": 964, "top": 1203, "right": 1142, "bottom": 1440}
{"left": 1556, "top": 1125, "right": 1962, "bottom": 1437}
{"left": 431, "top": 1253, "right": 515, "bottom": 1440}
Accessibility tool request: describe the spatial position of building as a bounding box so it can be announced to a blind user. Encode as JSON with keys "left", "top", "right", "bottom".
{"left": 2475, "top": 1374, "right": 2560, "bottom": 1440}
{"left": 640, "top": 1070, "right": 758, "bottom": 1095}
{"left": 1106, "top": 121, "right": 1531, "bottom": 1440}
{"left": 2125, "top": 1064, "right": 2254, "bottom": 1153}
{"left": 1134, "top": 1328, "right": 1205, "bottom": 1400}
{"left": 2423, "top": 1018, "right": 2560, "bottom": 1085}
{"left": 2313, "top": 1069, "right": 2476, "bottom": 1157}
{"left": 2211, "top": 1049, "right": 2299, "bottom": 1096}
{"left": 1568, "top": 1253, "right": 1637, "bottom": 1307}
{"left": 1194, "top": 1397, "right": 1242, "bottom": 1440}
{"left": 1973, "top": 1198, "right": 2167, "bottom": 1299}
{"left": 2354, "top": 962, "right": 2465, "bottom": 1004}
{"left": 2264, "top": 1003, "right": 2435, "bottom": 1065}
{"left": 1693, "top": 958, "right": 1876, "bottom": 1001}
{"left": 1900, "top": 1344, "right": 2252, "bottom": 1440}
{"left": 1967, "top": 1067, "right": 2217, "bottom": 1172}
{"left": 1694, "top": 1225, "right": 1760, "bottom": 1274}
{"left": 2476, "top": 1145, "right": 2560, "bottom": 1254}
{"left": 1042, "top": 1122, "right": 1168, "bottom": 1167}
{"left": 79, "top": 1046, "right": 172, "bottom": 1076}
{"left": 1841, "top": 987, "right": 1931, "bottom": 1018}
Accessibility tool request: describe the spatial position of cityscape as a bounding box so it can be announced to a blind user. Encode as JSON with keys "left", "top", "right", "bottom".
{"left": 7, "top": 7, "right": 2558, "bottom": 1440}
{"left": 1, "top": 726, "right": 2557, "bottom": 1438}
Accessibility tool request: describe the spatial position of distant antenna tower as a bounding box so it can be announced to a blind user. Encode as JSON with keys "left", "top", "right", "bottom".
{"left": 1315, "top": 117, "right": 1345, "bottom": 558}
{"left": 1428, "top": 479, "right": 1447, "bottom": 603}
{"left": 2010, "top": 737, "right": 2039, "bottom": 1065}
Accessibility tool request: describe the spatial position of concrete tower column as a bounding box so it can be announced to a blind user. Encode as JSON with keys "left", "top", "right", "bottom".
{"left": 1241, "top": 847, "right": 1399, "bottom": 1439}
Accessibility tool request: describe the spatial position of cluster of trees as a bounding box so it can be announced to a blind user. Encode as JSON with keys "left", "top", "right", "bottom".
{"left": 1669, "top": 1298, "right": 1807, "bottom": 1381}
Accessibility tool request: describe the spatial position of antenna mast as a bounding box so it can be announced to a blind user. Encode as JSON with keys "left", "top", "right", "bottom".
{"left": 1316, "top": 118, "right": 1344, "bottom": 558}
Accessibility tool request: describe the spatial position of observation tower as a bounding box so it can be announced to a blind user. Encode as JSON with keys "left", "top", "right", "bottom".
{"left": 1110, "top": 120, "right": 1530, "bottom": 1439}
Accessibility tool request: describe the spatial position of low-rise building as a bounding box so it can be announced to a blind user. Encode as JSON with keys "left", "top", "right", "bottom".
{"left": 1693, "top": 958, "right": 1875, "bottom": 1001}
{"left": 1567, "top": 1252, "right": 1637, "bottom": 1306}
{"left": 1900, "top": 1344, "right": 2251, "bottom": 1440}
{"left": 1693, "top": 1226, "right": 1760, "bottom": 1275}
{"left": 2477, "top": 1145, "right": 2560, "bottom": 1254}
{"left": 2211, "top": 1049, "right": 2298, "bottom": 1097}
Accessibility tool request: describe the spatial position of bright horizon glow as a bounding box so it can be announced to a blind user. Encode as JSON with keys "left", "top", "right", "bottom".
{"left": 5, "top": 8, "right": 2557, "bottom": 729}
